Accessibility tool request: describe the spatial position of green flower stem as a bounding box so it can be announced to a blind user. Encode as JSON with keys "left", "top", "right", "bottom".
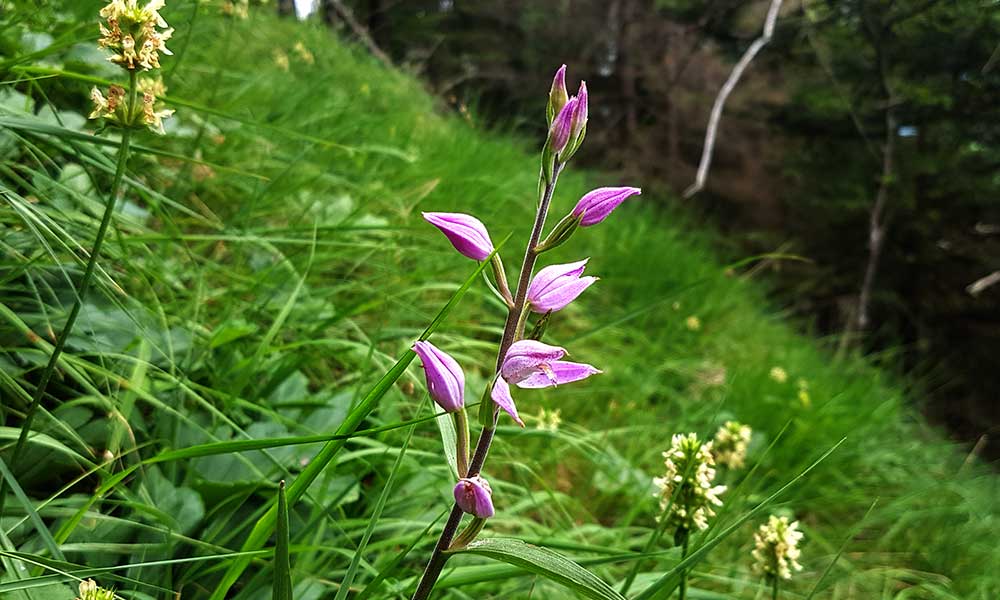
{"left": 0, "top": 71, "right": 136, "bottom": 513}
{"left": 771, "top": 577, "right": 779, "bottom": 600}
{"left": 513, "top": 304, "right": 531, "bottom": 341}
{"left": 678, "top": 534, "right": 690, "bottom": 600}
{"left": 449, "top": 516, "right": 487, "bottom": 550}
{"left": 410, "top": 162, "right": 566, "bottom": 600}
{"left": 490, "top": 254, "right": 514, "bottom": 308}
{"left": 454, "top": 408, "right": 470, "bottom": 478}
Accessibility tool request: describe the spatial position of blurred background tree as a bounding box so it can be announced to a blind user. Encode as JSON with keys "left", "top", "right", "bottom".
{"left": 307, "top": 0, "right": 1000, "bottom": 454}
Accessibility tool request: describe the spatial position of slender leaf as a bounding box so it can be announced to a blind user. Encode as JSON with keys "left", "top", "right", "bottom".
{"left": 273, "top": 481, "right": 293, "bottom": 600}
{"left": 335, "top": 417, "right": 417, "bottom": 600}
{"left": 804, "top": 498, "right": 879, "bottom": 600}
{"left": 0, "top": 458, "right": 65, "bottom": 562}
{"left": 448, "top": 538, "right": 626, "bottom": 600}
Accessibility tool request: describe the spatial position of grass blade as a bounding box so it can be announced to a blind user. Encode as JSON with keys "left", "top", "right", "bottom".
{"left": 447, "top": 538, "right": 626, "bottom": 600}
{"left": 207, "top": 244, "right": 502, "bottom": 600}
{"left": 334, "top": 414, "right": 418, "bottom": 600}
{"left": 273, "top": 480, "right": 293, "bottom": 600}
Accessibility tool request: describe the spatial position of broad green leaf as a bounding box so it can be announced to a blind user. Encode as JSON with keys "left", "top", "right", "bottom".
{"left": 448, "top": 538, "right": 626, "bottom": 600}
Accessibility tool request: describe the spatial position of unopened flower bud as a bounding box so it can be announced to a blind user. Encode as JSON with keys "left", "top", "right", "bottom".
{"left": 412, "top": 341, "right": 465, "bottom": 413}
{"left": 422, "top": 212, "right": 495, "bottom": 261}
{"left": 547, "top": 64, "right": 568, "bottom": 124}
{"left": 454, "top": 476, "right": 495, "bottom": 518}
{"left": 548, "top": 97, "right": 577, "bottom": 155}
{"left": 571, "top": 186, "right": 642, "bottom": 227}
{"left": 570, "top": 81, "right": 588, "bottom": 140}
{"left": 560, "top": 81, "right": 588, "bottom": 161}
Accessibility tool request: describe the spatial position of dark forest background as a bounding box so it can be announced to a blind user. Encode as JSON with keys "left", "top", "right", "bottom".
{"left": 298, "top": 0, "right": 999, "bottom": 456}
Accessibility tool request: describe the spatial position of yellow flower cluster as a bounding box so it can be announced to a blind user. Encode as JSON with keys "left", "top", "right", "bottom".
{"left": 752, "top": 515, "right": 804, "bottom": 580}
{"left": 76, "top": 579, "right": 116, "bottom": 600}
{"left": 89, "top": 84, "right": 126, "bottom": 120}
{"left": 712, "top": 420, "right": 752, "bottom": 469}
{"left": 534, "top": 407, "right": 562, "bottom": 432}
{"left": 221, "top": 0, "right": 250, "bottom": 19}
{"left": 91, "top": 1, "right": 173, "bottom": 134}
{"left": 98, "top": 0, "right": 173, "bottom": 71}
{"left": 653, "top": 433, "right": 726, "bottom": 531}
{"left": 139, "top": 77, "right": 174, "bottom": 134}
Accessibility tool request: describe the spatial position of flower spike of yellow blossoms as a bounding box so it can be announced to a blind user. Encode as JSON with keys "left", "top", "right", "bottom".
{"left": 90, "top": 0, "right": 173, "bottom": 134}
{"left": 76, "top": 579, "right": 116, "bottom": 600}
{"left": 713, "top": 420, "right": 752, "bottom": 469}
{"left": 653, "top": 433, "right": 726, "bottom": 533}
{"left": 752, "top": 515, "right": 804, "bottom": 581}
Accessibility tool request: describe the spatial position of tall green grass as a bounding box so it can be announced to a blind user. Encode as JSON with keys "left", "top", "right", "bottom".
{"left": 0, "top": 2, "right": 996, "bottom": 598}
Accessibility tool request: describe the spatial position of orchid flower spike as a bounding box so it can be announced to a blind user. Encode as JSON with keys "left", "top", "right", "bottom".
{"left": 527, "top": 259, "right": 598, "bottom": 313}
{"left": 491, "top": 340, "right": 601, "bottom": 426}
{"left": 454, "top": 476, "right": 495, "bottom": 518}
{"left": 412, "top": 341, "right": 465, "bottom": 413}
{"left": 572, "top": 187, "right": 642, "bottom": 227}
{"left": 423, "top": 212, "right": 495, "bottom": 260}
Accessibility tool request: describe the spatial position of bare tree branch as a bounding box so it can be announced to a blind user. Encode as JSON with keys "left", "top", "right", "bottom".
{"left": 324, "top": 0, "right": 393, "bottom": 68}
{"left": 853, "top": 0, "right": 900, "bottom": 335}
{"left": 967, "top": 271, "right": 1000, "bottom": 296}
{"left": 683, "top": 0, "right": 784, "bottom": 198}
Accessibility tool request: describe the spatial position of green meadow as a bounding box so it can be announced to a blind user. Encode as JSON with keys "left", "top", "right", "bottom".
{"left": 0, "top": 3, "right": 996, "bottom": 599}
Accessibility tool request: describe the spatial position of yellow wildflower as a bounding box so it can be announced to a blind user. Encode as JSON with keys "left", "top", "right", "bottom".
{"left": 653, "top": 433, "right": 726, "bottom": 531}
{"left": 752, "top": 516, "right": 804, "bottom": 580}
{"left": 141, "top": 91, "right": 174, "bottom": 134}
{"left": 76, "top": 579, "right": 116, "bottom": 600}
{"left": 294, "top": 41, "right": 315, "bottom": 65}
{"left": 534, "top": 407, "right": 562, "bottom": 432}
{"left": 712, "top": 421, "right": 752, "bottom": 469}
{"left": 274, "top": 48, "right": 290, "bottom": 72}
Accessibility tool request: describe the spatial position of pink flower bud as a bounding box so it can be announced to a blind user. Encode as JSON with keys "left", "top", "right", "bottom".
{"left": 570, "top": 81, "right": 587, "bottom": 141}
{"left": 526, "top": 259, "right": 597, "bottom": 313}
{"left": 548, "top": 64, "right": 569, "bottom": 119}
{"left": 454, "top": 476, "right": 495, "bottom": 518}
{"left": 548, "top": 97, "right": 577, "bottom": 154}
{"left": 571, "top": 187, "right": 642, "bottom": 227}
{"left": 422, "top": 212, "right": 495, "bottom": 260}
{"left": 412, "top": 341, "right": 465, "bottom": 412}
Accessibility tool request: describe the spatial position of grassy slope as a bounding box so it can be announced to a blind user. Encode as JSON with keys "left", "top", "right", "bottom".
{"left": 1, "top": 4, "right": 997, "bottom": 599}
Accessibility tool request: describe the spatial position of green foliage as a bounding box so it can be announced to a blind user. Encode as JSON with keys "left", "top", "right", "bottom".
{"left": 0, "top": 3, "right": 997, "bottom": 600}
{"left": 448, "top": 538, "right": 626, "bottom": 600}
